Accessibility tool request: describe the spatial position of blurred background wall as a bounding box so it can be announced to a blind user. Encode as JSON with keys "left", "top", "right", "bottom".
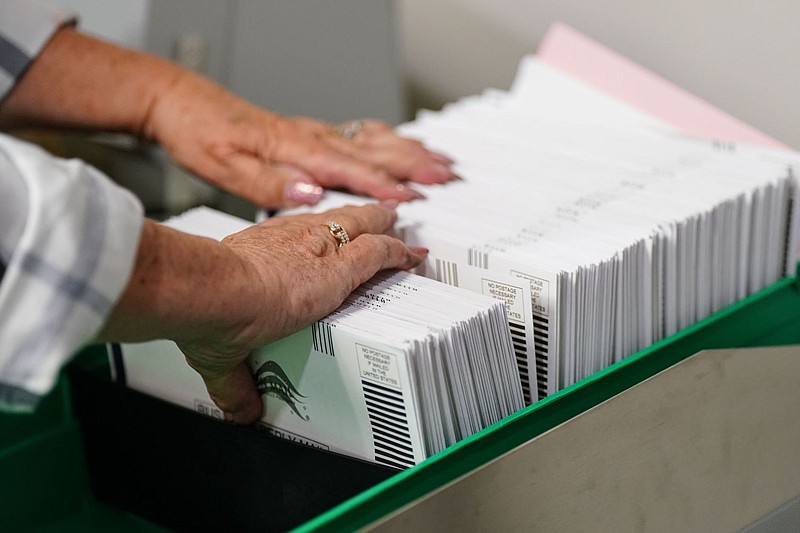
{"left": 399, "top": 0, "right": 800, "bottom": 150}
{"left": 56, "top": 0, "right": 800, "bottom": 149}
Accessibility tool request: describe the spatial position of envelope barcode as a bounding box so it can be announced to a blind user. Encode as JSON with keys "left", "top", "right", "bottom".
{"left": 362, "top": 380, "right": 416, "bottom": 469}
{"left": 468, "top": 248, "right": 489, "bottom": 269}
{"left": 508, "top": 322, "right": 532, "bottom": 404}
{"left": 435, "top": 259, "right": 459, "bottom": 286}
{"left": 312, "top": 321, "right": 335, "bottom": 357}
{"left": 532, "top": 314, "right": 550, "bottom": 400}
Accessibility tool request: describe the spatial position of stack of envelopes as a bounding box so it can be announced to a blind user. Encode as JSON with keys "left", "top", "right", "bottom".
{"left": 300, "top": 57, "right": 800, "bottom": 399}
{"left": 399, "top": 58, "right": 800, "bottom": 396}
{"left": 116, "top": 207, "right": 524, "bottom": 469}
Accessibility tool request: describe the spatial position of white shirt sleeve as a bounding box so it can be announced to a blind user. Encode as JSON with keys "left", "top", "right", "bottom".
{"left": 0, "top": 133, "right": 144, "bottom": 411}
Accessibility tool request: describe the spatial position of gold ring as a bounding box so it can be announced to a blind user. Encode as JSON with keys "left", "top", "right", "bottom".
{"left": 323, "top": 221, "right": 350, "bottom": 247}
{"left": 333, "top": 120, "right": 364, "bottom": 140}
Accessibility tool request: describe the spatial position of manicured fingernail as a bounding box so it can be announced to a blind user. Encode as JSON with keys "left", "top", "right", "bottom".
{"left": 411, "top": 246, "right": 429, "bottom": 255}
{"left": 395, "top": 183, "right": 426, "bottom": 200}
{"left": 285, "top": 180, "right": 323, "bottom": 206}
{"left": 429, "top": 151, "right": 455, "bottom": 165}
{"left": 431, "top": 163, "right": 458, "bottom": 183}
{"left": 380, "top": 199, "right": 399, "bottom": 210}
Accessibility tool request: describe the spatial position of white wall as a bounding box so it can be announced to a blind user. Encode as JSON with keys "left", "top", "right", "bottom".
{"left": 398, "top": 0, "right": 800, "bottom": 149}
{"left": 55, "top": 0, "right": 149, "bottom": 48}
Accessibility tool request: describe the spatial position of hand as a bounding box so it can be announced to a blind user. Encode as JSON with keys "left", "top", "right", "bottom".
{"left": 0, "top": 26, "right": 457, "bottom": 208}
{"left": 145, "top": 72, "right": 459, "bottom": 208}
{"left": 175, "top": 203, "right": 427, "bottom": 424}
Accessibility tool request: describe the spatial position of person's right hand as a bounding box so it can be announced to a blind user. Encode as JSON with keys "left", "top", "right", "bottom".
{"left": 178, "top": 202, "right": 426, "bottom": 424}
{"left": 100, "top": 202, "right": 425, "bottom": 425}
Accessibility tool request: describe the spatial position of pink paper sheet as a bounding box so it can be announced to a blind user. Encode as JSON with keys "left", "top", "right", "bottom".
{"left": 537, "top": 22, "right": 786, "bottom": 149}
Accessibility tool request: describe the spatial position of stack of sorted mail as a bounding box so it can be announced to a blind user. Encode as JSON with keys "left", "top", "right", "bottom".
{"left": 115, "top": 207, "right": 525, "bottom": 469}
{"left": 287, "top": 53, "right": 800, "bottom": 399}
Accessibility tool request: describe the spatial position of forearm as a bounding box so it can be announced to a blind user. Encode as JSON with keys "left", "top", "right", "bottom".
{"left": 97, "top": 219, "right": 262, "bottom": 349}
{"left": 0, "top": 26, "right": 183, "bottom": 138}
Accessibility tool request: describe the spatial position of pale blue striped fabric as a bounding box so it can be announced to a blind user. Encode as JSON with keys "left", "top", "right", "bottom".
{"left": 0, "top": 133, "right": 144, "bottom": 412}
{"left": 0, "top": 0, "right": 144, "bottom": 410}
{"left": 0, "top": 0, "right": 75, "bottom": 101}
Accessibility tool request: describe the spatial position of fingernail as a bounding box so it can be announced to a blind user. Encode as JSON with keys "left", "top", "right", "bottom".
{"left": 395, "top": 183, "right": 426, "bottom": 200}
{"left": 411, "top": 246, "right": 429, "bottom": 256}
{"left": 380, "top": 199, "right": 399, "bottom": 210}
{"left": 429, "top": 151, "right": 455, "bottom": 165}
{"left": 429, "top": 163, "right": 453, "bottom": 182}
{"left": 285, "top": 180, "right": 323, "bottom": 206}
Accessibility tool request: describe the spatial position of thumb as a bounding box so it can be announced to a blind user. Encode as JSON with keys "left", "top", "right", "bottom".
{"left": 196, "top": 361, "right": 263, "bottom": 425}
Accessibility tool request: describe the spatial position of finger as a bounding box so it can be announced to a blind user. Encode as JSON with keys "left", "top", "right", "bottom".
{"left": 343, "top": 145, "right": 458, "bottom": 184}
{"left": 196, "top": 361, "right": 263, "bottom": 425}
{"left": 341, "top": 233, "right": 427, "bottom": 277}
{"left": 325, "top": 127, "right": 459, "bottom": 184}
{"left": 307, "top": 203, "right": 401, "bottom": 240}
{"left": 307, "top": 154, "right": 426, "bottom": 202}
{"left": 218, "top": 154, "right": 325, "bottom": 209}
{"left": 269, "top": 132, "right": 426, "bottom": 202}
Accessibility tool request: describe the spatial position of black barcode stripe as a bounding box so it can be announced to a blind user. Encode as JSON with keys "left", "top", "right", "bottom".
{"left": 511, "top": 338, "right": 527, "bottom": 349}
{"left": 372, "top": 430, "right": 414, "bottom": 455}
{"left": 365, "top": 397, "right": 406, "bottom": 420}
{"left": 374, "top": 442, "right": 415, "bottom": 465}
{"left": 369, "top": 416, "right": 412, "bottom": 442}
{"left": 510, "top": 337, "right": 528, "bottom": 348}
{"left": 363, "top": 379, "right": 415, "bottom": 469}
{"left": 467, "top": 248, "right": 489, "bottom": 269}
{"left": 509, "top": 319, "right": 533, "bottom": 404}
{"left": 533, "top": 330, "right": 549, "bottom": 342}
{"left": 374, "top": 438, "right": 415, "bottom": 461}
{"left": 434, "top": 259, "right": 459, "bottom": 286}
{"left": 362, "top": 383, "right": 405, "bottom": 411}
{"left": 532, "top": 315, "right": 550, "bottom": 400}
{"left": 311, "top": 322, "right": 335, "bottom": 356}
{"left": 364, "top": 398, "right": 406, "bottom": 424}
{"left": 363, "top": 387, "right": 410, "bottom": 422}
{"left": 375, "top": 454, "right": 410, "bottom": 470}
{"left": 510, "top": 328, "right": 527, "bottom": 338}
{"left": 365, "top": 405, "right": 408, "bottom": 428}
{"left": 508, "top": 322, "right": 526, "bottom": 333}
{"left": 362, "top": 382, "right": 403, "bottom": 404}
{"left": 362, "top": 379, "right": 404, "bottom": 398}
{"left": 373, "top": 434, "right": 414, "bottom": 458}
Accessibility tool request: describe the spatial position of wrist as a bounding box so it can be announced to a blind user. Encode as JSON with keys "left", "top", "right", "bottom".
{"left": 98, "top": 220, "right": 260, "bottom": 346}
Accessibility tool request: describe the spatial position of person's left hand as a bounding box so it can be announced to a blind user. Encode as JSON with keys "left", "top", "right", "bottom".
{"left": 144, "top": 71, "right": 458, "bottom": 208}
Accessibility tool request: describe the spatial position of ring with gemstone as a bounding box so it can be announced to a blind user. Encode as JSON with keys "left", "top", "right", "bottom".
{"left": 333, "top": 120, "right": 364, "bottom": 140}
{"left": 323, "top": 221, "right": 350, "bottom": 247}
